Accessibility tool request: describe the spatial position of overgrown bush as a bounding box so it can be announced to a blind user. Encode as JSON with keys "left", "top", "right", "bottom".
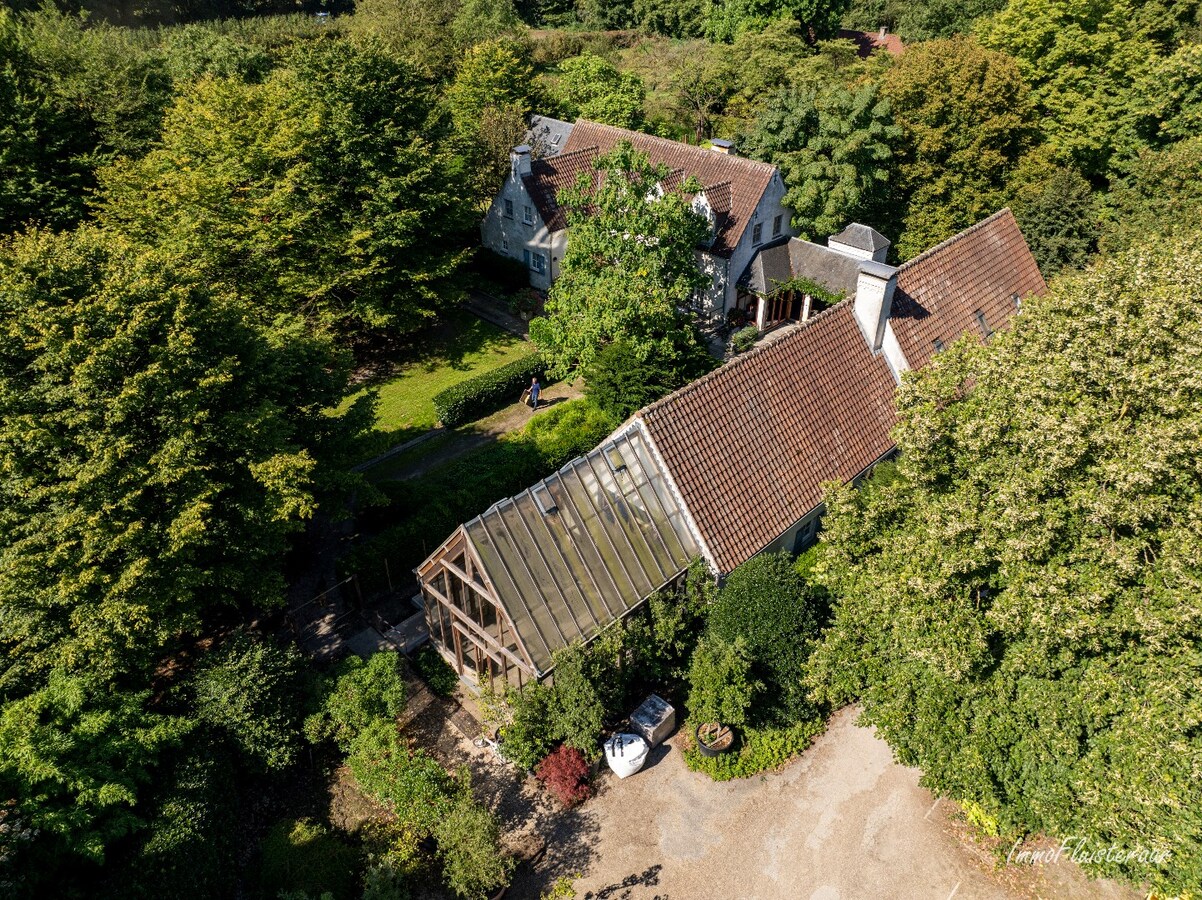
{"left": 584, "top": 338, "right": 713, "bottom": 421}
{"left": 731, "top": 324, "right": 759, "bottom": 354}
{"left": 686, "top": 636, "right": 756, "bottom": 727}
{"left": 305, "top": 653, "right": 408, "bottom": 752}
{"left": 708, "top": 551, "right": 825, "bottom": 723}
{"left": 495, "top": 683, "right": 556, "bottom": 771}
{"left": 347, "top": 721, "right": 454, "bottom": 834}
{"left": 535, "top": 745, "right": 593, "bottom": 807}
{"left": 191, "top": 632, "right": 306, "bottom": 772}
{"left": 432, "top": 353, "right": 551, "bottom": 428}
{"left": 258, "top": 818, "right": 362, "bottom": 900}
{"left": 546, "top": 643, "right": 607, "bottom": 760}
{"left": 414, "top": 644, "right": 458, "bottom": 697}
{"left": 684, "top": 718, "right": 825, "bottom": 781}
{"left": 433, "top": 794, "right": 514, "bottom": 900}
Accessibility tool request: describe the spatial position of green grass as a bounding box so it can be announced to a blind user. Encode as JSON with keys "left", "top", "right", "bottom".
{"left": 344, "top": 310, "right": 531, "bottom": 449}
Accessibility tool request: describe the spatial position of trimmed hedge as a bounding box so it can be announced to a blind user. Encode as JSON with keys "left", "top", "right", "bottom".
{"left": 432, "top": 353, "right": 554, "bottom": 428}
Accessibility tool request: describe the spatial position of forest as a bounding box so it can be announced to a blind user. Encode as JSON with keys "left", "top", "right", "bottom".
{"left": 1, "top": 0, "right": 1200, "bottom": 896}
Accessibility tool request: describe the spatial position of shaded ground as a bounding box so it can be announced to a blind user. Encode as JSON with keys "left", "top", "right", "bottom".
{"left": 415, "top": 704, "right": 1141, "bottom": 900}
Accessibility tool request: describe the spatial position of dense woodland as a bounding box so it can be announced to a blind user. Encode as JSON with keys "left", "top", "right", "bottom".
{"left": 1, "top": 0, "right": 1201, "bottom": 896}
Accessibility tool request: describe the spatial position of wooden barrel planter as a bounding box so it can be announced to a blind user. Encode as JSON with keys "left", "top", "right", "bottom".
{"left": 695, "top": 722, "right": 734, "bottom": 757}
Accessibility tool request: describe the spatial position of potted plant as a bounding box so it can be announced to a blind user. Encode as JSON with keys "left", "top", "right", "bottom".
{"left": 686, "top": 636, "right": 757, "bottom": 757}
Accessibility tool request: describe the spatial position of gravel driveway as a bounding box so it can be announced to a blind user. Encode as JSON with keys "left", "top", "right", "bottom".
{"left": 503, "top": 707, "right": 1141, "bottom": 900}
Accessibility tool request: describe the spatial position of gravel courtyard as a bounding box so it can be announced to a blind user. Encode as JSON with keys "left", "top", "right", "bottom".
{"left": 496, "top": 707, "right": 1141, "bottom": 900}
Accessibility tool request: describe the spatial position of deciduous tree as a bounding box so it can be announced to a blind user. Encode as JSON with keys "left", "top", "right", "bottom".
{"left": 550, "top": 53, "right": 645, "bottom": 128}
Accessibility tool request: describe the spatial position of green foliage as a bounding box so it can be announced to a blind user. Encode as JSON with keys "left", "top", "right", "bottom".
{"left": 1138, "top": 41, "right": 1202, "bottom": 143}
{"left": 433, "top": 794, "right": 515, "bottom": 900}
{"left": 550, "top": 53, "right": 645, "bottom": 128}
{"left": 0, "top": 6, "right": 172, "bottom": 232}
{"left": 686, "top": 637, "right": 756, "bottom": 727}
{"left": 530, "top": 143, "right": 710, "bottom": 379}
{"left": 807, "top": 230, "right": 1202, "bottom": 893}
{"left": 976, "top": 0, "right": 1158, "bottom": 179}
{"left": 431, "top": 353, "right": 550, "bottom": 428}
{"left": 621, "top": 558, "right": 714, "bottom": 688}
{"left": 305, "top": 653, "right": 408, "bottom": 753}
{"left": 347, "top": 721, "right": 455, "bottom": 834}
{"left": 0, "top": 227, "right": 361, "bottom": 686}
{"left": 191, "top": 633, "right": 306, "bottom": 772}
{"left": 584, "top": 338, "right": 713, "bottom": 421}
{"left": 883, "top": 36, "right": 1034, "bottom": 258}
{"left": 1007, "top": 154, "right": 1098, "bottom": 275}
{"left": 684, "top": 717, "right": 824, "bottom": 780}
{"left": 0, "top": 671, "right": 188, "bottom": 865}
{"left": 414, "top": 645, "right": 459, "bottom": 698}
{"left": 349, "top": 399, "right": 618, "bottom": 594}
{"left": 707, "top": 551, "right": 824, "bottom": 722}
{"left": 704, "top": 0, "right": 850, "bottom": 43}
{"left": 258, "top": 818, "right": 362, "bottom": 900}
{"left": 546, "top": 643, "right": 608, "bottom": 759}
{"left": 100, "top": 38, "right": 469, "bottom": 333}
{"left": 497, "top": 683, "right": 557, "bottom": 770}
{"left": 731, "top": 325, "right": 759, "bottom": 354}
{"left": 744, "top": 82, "right": 899, "bottom": 241}
{"left": 1100, "top": 136, "right": 1202, "bottom": 254}
{"left": 842, "top": 0, "right": 1007, "bottom": 42}
{"left": 633, "top": 0, "right": 706, "bottom": 37}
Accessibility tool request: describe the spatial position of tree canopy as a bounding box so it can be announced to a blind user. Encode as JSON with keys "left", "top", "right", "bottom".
{"left": 529, "top": 143, "right": 710, "bottom": 379}
{"left": 808, "top": 229, "right": 1202, "bottom": 893}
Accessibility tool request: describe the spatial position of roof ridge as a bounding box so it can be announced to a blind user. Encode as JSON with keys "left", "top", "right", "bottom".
{"left": 637, "top": 298, "right": 855, "bottom": 420}
{"left": 575, "top": 120, "right": 779, "bottom": 172}
{"left": 530, "top": 145, "right": 599, "bottom": 171}
{"left": 897, "top": 208, "right": 1013, "bottom": 273}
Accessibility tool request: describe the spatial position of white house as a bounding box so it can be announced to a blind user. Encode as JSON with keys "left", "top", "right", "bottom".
{"left": 480, "top": 119, "right": 797, "bottom": 321}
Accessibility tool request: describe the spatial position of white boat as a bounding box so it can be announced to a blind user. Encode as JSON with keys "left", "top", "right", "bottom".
{"left": 604, "top": 732, "right": 649, "bottom": 778}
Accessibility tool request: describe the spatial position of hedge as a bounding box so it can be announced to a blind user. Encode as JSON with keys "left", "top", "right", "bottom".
{"left": 432, "top": 353, "right": 555, "bottom": 428}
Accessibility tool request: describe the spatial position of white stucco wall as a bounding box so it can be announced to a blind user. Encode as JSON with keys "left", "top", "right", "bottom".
{"left": 480, "top": 161, "right": 556, "bottom": 292}
{"left": 719, "top": 171, "right": 796, "bottom": 315}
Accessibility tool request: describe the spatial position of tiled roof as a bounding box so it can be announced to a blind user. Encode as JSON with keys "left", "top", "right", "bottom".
{"left": 526, "top": 115, "right": 574, "bottom": 158}
{"left": 838, "top": 28, "right": 905, "bottom": 58}
{"left": 740, "top": 238, "right": 863, "bottom": 297}
{"left": 831, "top": 222, "right": 891, "bottom": 253}
{"left": 891, "top": 208, "right": 1047, "bottom": 369}
{"left": 637, "top": 209, "right": 1045, "bottom": 573}
{"left": 638, "top": 302, "right": 899, "bottom": 572}
{"left": 524, "top": 120, "right": 778, "bottom": 258}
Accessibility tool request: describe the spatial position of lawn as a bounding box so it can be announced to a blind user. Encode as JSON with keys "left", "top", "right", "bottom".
{"left": 344, "top": 309, "right": 532, "bottom": 451}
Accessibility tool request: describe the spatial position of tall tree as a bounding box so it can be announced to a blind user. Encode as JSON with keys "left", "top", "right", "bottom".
{"left": 529, "top": 143, "right": 710, "bottom": 378}
{"left": 975, "top": 0, "right": 1158, "bottom": 179}
{"left": 882, "top": 36, "right": 1033, "bottom": 258}
{"left": 743, "top": 82, "right": 900, "bottom": 240}
{"left": 550, "top": 53, "right": 645, "bottom": 129}
{"left": 100, "top": 39, "right": 469, "bottom": 333}
{"left": 808, "top": 230, "right": 1202, "bottom": 895}
{"left": 704, "top": 0, "right": 850, "bottom": 43}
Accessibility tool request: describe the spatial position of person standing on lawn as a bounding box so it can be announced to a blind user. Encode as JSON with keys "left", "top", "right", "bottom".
{"left": 528, "top": 376, "right": 541, "bottom": 410}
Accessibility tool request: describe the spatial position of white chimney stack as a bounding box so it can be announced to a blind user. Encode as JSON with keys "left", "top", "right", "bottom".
{"left": 511, "top": 144, "right": 532, "bottom": 178}
{"left": 854, "top": 260, "right": 898, "bottom": 352}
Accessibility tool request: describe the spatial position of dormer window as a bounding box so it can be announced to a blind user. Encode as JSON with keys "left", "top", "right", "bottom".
{"left": 1012, "top": 292, "right": 1022, "bottom": 311}
{"left": 933, "top": 338, "right": 944, "bottom": 353}
{"left": 692, "top": 194, "right": 717, "bottom": 246}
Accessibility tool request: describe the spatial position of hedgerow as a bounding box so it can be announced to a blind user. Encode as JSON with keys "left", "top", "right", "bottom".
{"left": 432, "top": 353, "right": 553, "bottom": 428}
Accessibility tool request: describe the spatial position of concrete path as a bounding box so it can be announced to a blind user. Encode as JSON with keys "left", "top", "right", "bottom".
{"left": 504, "top": 707, "right": 1140, "bottom": 900}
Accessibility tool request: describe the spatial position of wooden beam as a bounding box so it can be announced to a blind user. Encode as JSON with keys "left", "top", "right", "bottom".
{"left": 422, "top": 579, "right": 533, "bottom": 675}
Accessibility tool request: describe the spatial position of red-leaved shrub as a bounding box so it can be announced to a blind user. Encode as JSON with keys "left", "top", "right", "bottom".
{"left": 535, "top": 745, "right": 592, "bottom": 807}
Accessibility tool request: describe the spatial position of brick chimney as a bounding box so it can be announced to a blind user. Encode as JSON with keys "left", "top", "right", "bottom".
{"left": 511, "top": 144, "right": 532, "bottom": 178}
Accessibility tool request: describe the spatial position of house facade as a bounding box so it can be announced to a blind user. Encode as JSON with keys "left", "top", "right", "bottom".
{"left": 430, "top": 209, "right": 1047, "bottom": 689}
{"left": 480, "top": 119, "right": 797, "bottom": 320}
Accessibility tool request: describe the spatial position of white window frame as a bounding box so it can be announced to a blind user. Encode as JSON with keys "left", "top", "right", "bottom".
{"left": 523, "top": 205, "right": 534, "bottom": 225}
{"left": 504, "top": 199, "right": 514, "bottom": 219}
{"left": 753, "top": 222, "right": 763, "bottom": 245}
{"left": 772, "top": 214, "right": 782, "bottom": 237}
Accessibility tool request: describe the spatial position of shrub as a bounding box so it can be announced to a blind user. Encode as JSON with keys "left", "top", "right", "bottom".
{"left": 432, "top": 353, "right": 552, "bottom": 428}
{"left": 731, "top": 324, "right": 759, "bottom": 354}
{"left": 305, "top": 653, "right": 407, "bottom": 752}
{"left": 414, "top": 645, "right": 458, "bottom": 697}
{"left": 498, "top": 683, "right": 556, "bottom": 770}
{"left": 258, "top": 818, "right": 361, "bottom": 900}
{"left": 347, "top": 721, "right": 454, "bottom": 834}
{"left": 546, "top": 643, "right": 607, "bottom": 760}
{"left": 433, "top": 795, "right": 515, "bottom": 900}
{"left": 536, "top": 745, "right": 593, "bottom": 808}
{"left": 191, "top": 633, "right": 306, "bottom": 772}
{"left": 583, "top": 338, "right": 713, "bottom": 421}
{"left": 686, "top": 636, "right": 756, "bottom": 727}
{"left": 684, "top": 717, "right": 825, "bottom": 781}
{"left": 708, "top": 551, "right": 825, "bottom": 723}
